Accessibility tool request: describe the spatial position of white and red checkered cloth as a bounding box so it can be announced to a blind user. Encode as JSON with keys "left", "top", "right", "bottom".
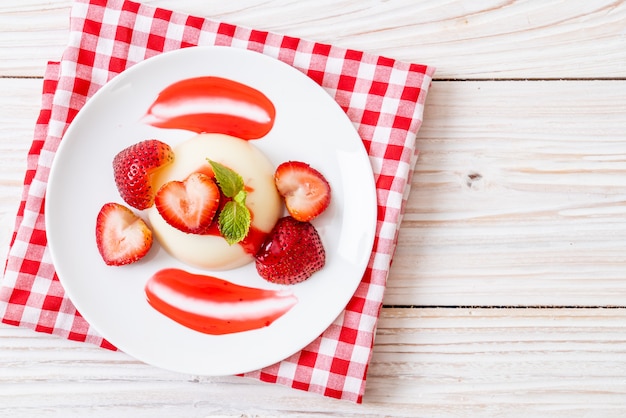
{"left": 0, "top": 0, "right": 433, "bottom": 403}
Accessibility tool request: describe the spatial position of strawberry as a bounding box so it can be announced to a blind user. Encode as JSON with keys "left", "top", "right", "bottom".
{"left": 154, "top": 172, "right": 220, "bottom": 234}
{"left": 113, "top": 139, "right": 174, "bottom": 210}
{"left": 96, "top": 202, "right": 153, "bottom": 266}
{"left": 255, "top": 216, "right": 325, "bottom": 285}
{"left": 274, "top": 161, "right": 331, "bottom": 222}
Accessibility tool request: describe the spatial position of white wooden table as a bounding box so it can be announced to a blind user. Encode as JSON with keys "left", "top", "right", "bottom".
{"left": 2, "top": 1, "right": 626, "bottom": 416}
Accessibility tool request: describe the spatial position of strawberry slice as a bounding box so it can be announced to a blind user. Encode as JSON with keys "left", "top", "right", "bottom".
{"left": 274, "top": 161, "right": 331, "bottom": 222}
{"left": 154, "top": 172, "right": 220, "bottom": 234}
{"left": 96, "top": 202, "right": 153, "bottom": 266}
{"left": 255, "top": 216, "right": 325, "bottom": 284}
{"left": 113, "top": 139, "right": 174, "bottom": 210}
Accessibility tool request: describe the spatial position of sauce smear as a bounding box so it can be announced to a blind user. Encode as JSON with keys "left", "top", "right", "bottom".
{"left": 145, "top": 268, "right": 297, "bottom": 335}
{"left": 142, "top": 76, "right": 276, "bottom": 140}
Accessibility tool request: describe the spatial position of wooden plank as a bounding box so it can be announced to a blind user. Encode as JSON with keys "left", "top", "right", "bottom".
{"left": 2, "top": 79, "right": 626, "bottom": 307}
{"left": 2, "top": 308, "right": 626, "bottom": 416}
{"left": 385, "top": 79, "right": 626, "bottom": 307}
{"left": 1, "top": 0, "right": 626, "bottom": 79}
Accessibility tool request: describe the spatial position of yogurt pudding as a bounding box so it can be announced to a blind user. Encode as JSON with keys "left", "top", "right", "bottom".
{"left": 148, "top": 133, "right": 282, "bottom": 270}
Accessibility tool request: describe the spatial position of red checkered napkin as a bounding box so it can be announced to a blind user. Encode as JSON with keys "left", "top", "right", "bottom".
{"left": 0, "top": 0, "right": 434, "bottom": 402}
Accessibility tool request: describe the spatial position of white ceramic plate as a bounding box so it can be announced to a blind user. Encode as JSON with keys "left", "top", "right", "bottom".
{"left": 46, "top": 46, "right": 376, "bottom": 376}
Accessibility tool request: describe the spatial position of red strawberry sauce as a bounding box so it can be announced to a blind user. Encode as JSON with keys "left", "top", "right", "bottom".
{"left": 145, "top": 268, "right": 298, "bottom": 335}
{"left": 143, "top": 76, "right": 276, "bottom": 140}
{"left": 203, "top": 223, "right": 269, "bottom": 256}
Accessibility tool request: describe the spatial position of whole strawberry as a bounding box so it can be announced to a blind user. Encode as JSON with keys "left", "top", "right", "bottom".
{"left": 113, "top": 139, "right": 174, "bottom": 210}
{"left": 255, "top": 216, "right": 325, "bottom": 285}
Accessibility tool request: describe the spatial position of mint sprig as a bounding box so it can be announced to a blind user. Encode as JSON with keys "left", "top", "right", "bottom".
{"left": 208, "top": 159, "right": 251, "bottom": 245}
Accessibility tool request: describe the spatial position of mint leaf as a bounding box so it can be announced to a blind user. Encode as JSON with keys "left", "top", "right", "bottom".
{"left": 218, "top": 201, "right": 251, "bottom": 245}
{"left": 207, "top": 159, "right": 251, "bottom": 244}
{"left": 208, "top": 159, "right": 244, "bottom": 198}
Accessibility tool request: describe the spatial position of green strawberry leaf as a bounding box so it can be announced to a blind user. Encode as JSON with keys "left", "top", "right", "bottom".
{"left": 218, "top": 201, "right": 251, "bottom": 245}
{"left": 208, "top": 159, "right": 244, "bottom": 198}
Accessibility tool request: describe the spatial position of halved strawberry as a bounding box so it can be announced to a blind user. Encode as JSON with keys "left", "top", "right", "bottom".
{"left": 96, "top": 202, "right": 153, "bottom": 266}
{"left": 113, "top": 139, "right": 174, "bottom": 210}
{"left": 154, "top": 172, "right": 220, "bottom": 234}
{"left": 255, "top": 216, "right": 325, "bottom": 285}
{"left": 274, "top": 161, "right": 331, "bottom": 222}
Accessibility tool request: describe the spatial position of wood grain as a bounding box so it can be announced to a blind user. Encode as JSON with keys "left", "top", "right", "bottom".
{"left": 385, "top": 79, "right": 626, "bottom": 306}
{"left": 2, "top": 79, "right": 625, "bottom": 308}
{"left": 3, "top": 308, "right": 626, "bottom": 416}
{"left": 1, "top": 0, "right": 626, "bottom": 79}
